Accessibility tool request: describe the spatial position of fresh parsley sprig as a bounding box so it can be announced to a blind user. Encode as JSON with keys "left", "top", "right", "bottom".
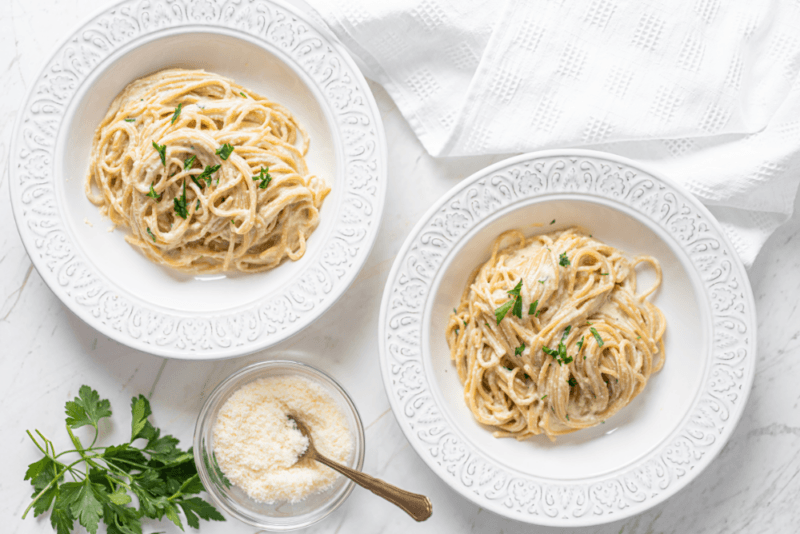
{"left": 590, "top": 326, "right": 604, "bottom": 347}
{"left": 559, "top": 252, "right": 570, "bottom": 267}
{"left": 174, "top": 180, "right": 188, "bottom": 219}
{"left": 22, "top": 386, "right": 225, "bottom": 534}
{"left": 171, "top": 103, "right": 183, "bottom": 125}
{"left": 216, "top": 143, "right": 234, "bottom": 160}
{"left": 494, "top": 280, "right": 523, "bottom": 324}
{"left": 196, "top": 165, "right": 221, "bottom": 187}
{"left": 152, "top": 141, "right": 167, "bottom": 167}
{"left": 253, "top": 167, "right": 271, "bottom": 189}
{"left": 146, "top": 184, "right": 161, "bottom": 202}
{"left": 543, "top": 325, "right": 574, "bottom": 365}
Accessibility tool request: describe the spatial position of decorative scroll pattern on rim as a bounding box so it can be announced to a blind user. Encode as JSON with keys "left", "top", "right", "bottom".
{"left": 11, "top": 0, "right": 384, "bottom": 357}
{"left": 381, "top": 154, "right": 754, "bottom": 525}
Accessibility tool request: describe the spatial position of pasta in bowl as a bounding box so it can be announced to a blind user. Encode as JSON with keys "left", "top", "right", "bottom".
{"left": 86, "top": 68, "right": 329, "bottom": 274}
{"left": 446, "top": 228, "right": 666, "bottom": 441}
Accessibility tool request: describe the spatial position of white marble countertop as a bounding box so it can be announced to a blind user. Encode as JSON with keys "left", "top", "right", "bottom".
{"left": 2, "top": 1, "right": 800, "bottom": 533}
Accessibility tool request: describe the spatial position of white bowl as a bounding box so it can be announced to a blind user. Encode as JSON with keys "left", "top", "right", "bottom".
{"left": 379, "top": 150, "right": 756, "bottom": 526}
{"left": 10, "top": 0, "right": 386, "bottom": 358}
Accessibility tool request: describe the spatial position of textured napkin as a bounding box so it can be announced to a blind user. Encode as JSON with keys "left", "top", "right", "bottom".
{"left": 303, "top": 0, "right": 800, "bottom": 266}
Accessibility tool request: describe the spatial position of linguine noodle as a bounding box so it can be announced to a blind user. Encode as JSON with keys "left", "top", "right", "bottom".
{"left": 85, "top": 68, "right": 329, "bottom": 273}
{"left": 446, "top": 228, "right": 666, "bottom": 441}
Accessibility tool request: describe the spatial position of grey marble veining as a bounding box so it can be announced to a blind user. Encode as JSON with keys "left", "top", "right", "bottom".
{"left": 2, "top": 1, "right": 799, "bottom": 533}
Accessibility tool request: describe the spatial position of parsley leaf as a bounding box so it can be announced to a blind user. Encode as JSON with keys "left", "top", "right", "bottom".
{"left": 178, "top": 497, "right": 225, "bottom": 529}
{"left": 514, "top": 343, "right": 525, "bottom": 356}
{"left": 173, "top": 180, "right": 188, "bottom": 219}
{"left": 67, "top": 481, "right": 105, "bottom": 534}
{"left": 196, "top": 164, "right": 221, "bottom": 186}
{"left": 124, "top": 118, "right": 136, "bottom": 123}
{"left": 146, "top": 227, "right": 156, "bottom": 243}
{"left": 568, "top": 377, "right": 577, "bottom": 387}
{"left": 550, "top": 219, "right": 555, "bottom": 225}
{"left": 240, "top": 91, "right": 247, "bottom": 98}
{"left": 529, "top": 300, "right": 538, "bottom": 316}
{"left": 253, "top": 167, "right": 271, "bottom": 189}
{"left": 590, "top": 327, "right": 604, "bottom": 347}
{"left": 152, "top": 141, "right": 166, "bottom": 167}
{"left": 170, "top": 103, "right": 183, "bottom": 125}
{"left": 494, "top": 300, "right": 514, "bottom": 324}
{"left": 541, "top": 394, "right": 548, "bottom": 400}
{"left": 559, "top": 252, "right": 570, "bottom": 266}
{"left": 495, "top": 280, "right": 523, "bottom": 323}
{"left": 216, "top": 143, "right": 234, "bottom": 160}
{"left": 146, "top": 184, "right": 161, "bottom": 202}
{"left": 509, "top": 282, "right": 523, "bottom": 318}
{"left": 130, "top": 395, "right": 152, "bottom": 442}
{"left": 64, "top": 386, "right": 112, "bottom": 430}
{"left": 576, "top": 336, "right": 584, "bottom": 350}
{"left": 183, "top": 155, "right": 196, "bottom": 169}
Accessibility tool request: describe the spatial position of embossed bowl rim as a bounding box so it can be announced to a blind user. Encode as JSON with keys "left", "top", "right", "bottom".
{"left": 9, "top": 0, "right": 387, "bottom": 359}
{"left": 378, "top": 149, "right": 756, "bottom": 526}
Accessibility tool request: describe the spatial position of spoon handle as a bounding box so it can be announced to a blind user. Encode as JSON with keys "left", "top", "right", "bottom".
{"left": 314, "top": 454, "right": 432, "bottom": 521}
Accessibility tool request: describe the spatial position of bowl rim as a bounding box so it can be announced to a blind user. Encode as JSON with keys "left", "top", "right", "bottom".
{"left": 8, "top": 0, "right": 387, "bottom": 359}
{"left": 193, "top": 359, "right": 366, "bottom": 530}
{"left": 378, "top": 148, "right": 757, "bottom": 526}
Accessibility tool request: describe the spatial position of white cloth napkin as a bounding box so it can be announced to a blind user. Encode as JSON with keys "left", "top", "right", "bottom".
{"left": 304, "top": 0, "right": 800, "bottom": 266}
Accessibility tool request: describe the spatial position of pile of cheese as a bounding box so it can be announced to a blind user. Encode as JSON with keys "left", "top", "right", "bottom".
{"left": 213, "top": 375, "right": 353, "bottom": 503}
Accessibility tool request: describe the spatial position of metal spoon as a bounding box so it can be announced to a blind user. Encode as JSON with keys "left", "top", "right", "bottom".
{"left": 288, "top": 415, "right": 432, "bottom": 521}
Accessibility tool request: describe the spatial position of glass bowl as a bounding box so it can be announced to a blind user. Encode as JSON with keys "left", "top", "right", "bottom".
{"left": 194, "top": 360, "right": 365, "bottom": 531}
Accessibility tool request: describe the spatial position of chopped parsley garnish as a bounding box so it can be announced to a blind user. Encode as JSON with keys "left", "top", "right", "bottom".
{"left": 124, "top": 118, "right": 136, "bottom": 122}
{"left": 173, "top": 180, "right": 188, "bottom": 219}
{"left": 146, "top": 227, "right": 156, "bottom": 242}
{"left": 600, "top": 272, "right": 609, "bottom": 275}
{"left": 541, "top": 395, "right": 548, "bottom": 400}
{"left": 253, "top": 167, "right": 272, "bottom": 189}
{"left": 561, "top": 325, "right": 571, "bottom": 341}
{"left": 196, "top": 164, "right": 221, "bottom": 186}
{"left": 152, "top": 141, "right": 167, "bottom": 166}
{"left": 529, "top": 300, "right": 538, "bottom": 316}
{"left": 544, "top": 326, "right": 574, "bottom": 365}
{"left": 576, "top": 336, "right": 584, "bottom": 350}
{"left": 590, "top": 327, "right": 604, "bottom": 347}
{"left": 566, "top": 414, "right": 570, "bottom": 421}
{"left": 494, "top": 300, "right": 514, "bottom": 325}
{"left": 494, "top": 280, "right": 523, "bottom": 323}
{"left": 637, "top": 335, "right": 641, "bottom": 340}
{"left": 559, "top": 252, "right": 570, "bottom": 266}
{"left": 453, "top": 308, "right": 457, "bottom": 314}
{"left": 542, "top": 346, "right": 559, "bottom": 358}
{"left": 146, "top": 184, "right": 161, "bottom": 202}
{"left": 550, "top": 219, "right": 555, "bottom": 225}
{"left": 240, "top": 91, "right": 247, "bottom": 98}
{"left": 568, "top": 377, "right": 577, "bottom": 387}
{"left": 196, "top": 200, "right": 201, "bottom": 210}
{"left": 216, "top": 143, "right": 234, "bottom": 160}
{"left": 171, "top": 103, "right": 183, "bottom": 125}
{"left": 455, "top": 328, "right": 459, "bottom": 336}
{"left": 514, "top": 343, "right": 525, "bottom": 356}
{"left": 503, "top": 366, "right": 513, "bottom": 371}
{"left": 184, "top": 154, "right": 196, "bottom": 169}
{"left": 539, "top": 280, "right": 545, "bottom": 284}
{"left": 463, "top": 320, "right": 468, "bottom": 327}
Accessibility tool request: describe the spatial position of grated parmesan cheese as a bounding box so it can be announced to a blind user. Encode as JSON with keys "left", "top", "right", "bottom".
{"left": 213, "top": 375, "right": 354, "bottom": 503}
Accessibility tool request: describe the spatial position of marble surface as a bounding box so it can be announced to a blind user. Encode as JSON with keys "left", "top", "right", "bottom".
{"left": 2, "top": 1, "right": 800, "bottom": 533}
